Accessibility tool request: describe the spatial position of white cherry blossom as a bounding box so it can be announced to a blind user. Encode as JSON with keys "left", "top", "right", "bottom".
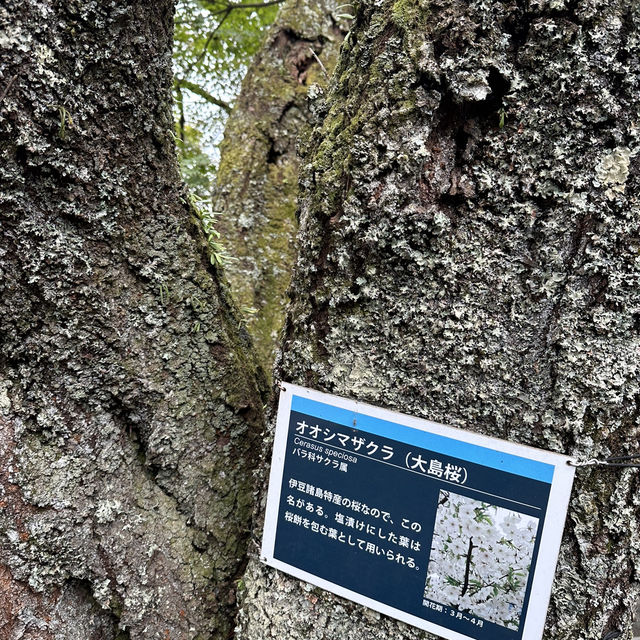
{"left": 424, "top": 490, "right": 539, "bottom": 630}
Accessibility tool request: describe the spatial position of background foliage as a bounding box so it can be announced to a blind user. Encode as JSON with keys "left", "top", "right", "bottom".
{"left": 173, "top": 0, "right": 280, "bottom": 197}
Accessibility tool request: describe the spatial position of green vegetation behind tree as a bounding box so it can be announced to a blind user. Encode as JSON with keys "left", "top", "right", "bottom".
{"left": 173, "top": 0, "right": 281, "bottom": 196}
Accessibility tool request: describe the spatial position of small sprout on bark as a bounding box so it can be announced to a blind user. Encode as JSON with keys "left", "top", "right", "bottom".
{"left": 49, "top": 104, "right": 73, "bottom": 139}
{"left": 334, "top": 3, "right": 355, "bottom": 19}
{"left": 189, "top": 193, "right": 234, "bottom": 266}
{"left": 309, "top": 48, "right": 329, "bottom": 81}
{"left": 158, "top": 283, "right": 170, "bottom": 305}
{"left": 190, "top": 295, "right": 206, "bottom": 312}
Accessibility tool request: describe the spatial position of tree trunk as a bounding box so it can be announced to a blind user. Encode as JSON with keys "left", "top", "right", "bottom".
{"left": 213, "top": 0, "right": 348, "bottom": 377}
{"left": 238, "top": 0, "right": 640, "bottom": 639}
{"left": 0, "top": 2, "right": 265, "bottom": 638}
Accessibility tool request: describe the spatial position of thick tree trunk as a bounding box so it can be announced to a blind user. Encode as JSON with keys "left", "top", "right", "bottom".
{"left": 213, "top": 0, "right": 348, "bottom": 377}
{"left": 0, "top": 2, "right": 265, "bottom": 638}
{"left": 238, "top": 0, "right": 640, "bottom": 639}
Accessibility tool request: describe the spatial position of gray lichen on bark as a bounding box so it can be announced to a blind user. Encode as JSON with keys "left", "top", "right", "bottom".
{"left": 237, "top": 0, "right": 640, "bottom": 638}
{"left": 0, "top": 1, "right": 265, "bottom": 638}
{"left": 213, "top": 0, "right": 349, "bottom": 378}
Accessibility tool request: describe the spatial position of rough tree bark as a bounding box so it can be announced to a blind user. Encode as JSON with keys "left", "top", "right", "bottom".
{"left": 0, "top": 2, "right": 266, "bottom": 639}
{"left": 213, "top": 0, "right": 348, "bottom": 376}
{"left": 237, "top": 0, "right": 640, "bottom": 639}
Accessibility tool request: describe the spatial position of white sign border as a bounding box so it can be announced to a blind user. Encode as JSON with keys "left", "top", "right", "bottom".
{"left": 261, "top": 383, "right": 575, "bottom": 640}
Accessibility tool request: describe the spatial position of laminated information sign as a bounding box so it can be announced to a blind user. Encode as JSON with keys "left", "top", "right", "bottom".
{"left": 262, "top": 383, "right": 576, "bottom": 640}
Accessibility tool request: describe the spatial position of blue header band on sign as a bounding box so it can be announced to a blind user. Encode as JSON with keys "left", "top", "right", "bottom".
{"left": 291, "top": 395, "right": 555, "bottom": 484}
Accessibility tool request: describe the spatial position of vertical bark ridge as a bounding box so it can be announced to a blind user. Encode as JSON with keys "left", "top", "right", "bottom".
{"left": 213, "top": 0, "right": 349, "bottom": 378}
{"left": 238, "top": 0, "right": 640, "bottom": 638}
{"left": 0, "top": 2, "right": 266, "bottom": 638}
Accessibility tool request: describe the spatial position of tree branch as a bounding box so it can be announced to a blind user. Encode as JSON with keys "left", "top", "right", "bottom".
{"left": 185, "top": 8, "right": 232, "bottom": 78}
{"left": 175, "top": 83, "right": 185, "bottom": 143}
{"left": 205, "top": 0, "right": 285, "bottom": 16}
{"left": 460, "top": 537, "right": 475, "bottom": 597}
{"left": 173, "top": 77, "right": 232, "bottom": 113}
{"left": 182, "top": 0, "right": 284, "bottom": 79}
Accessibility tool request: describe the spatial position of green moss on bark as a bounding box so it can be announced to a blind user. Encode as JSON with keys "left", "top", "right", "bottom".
{"left": 213, "top": 0, "right": 349, "bottom": 379}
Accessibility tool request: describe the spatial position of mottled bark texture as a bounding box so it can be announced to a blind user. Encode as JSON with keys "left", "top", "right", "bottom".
{"left": 237, "top": 0, "right": 640, "bottom": 639}
{"left": 213, "top": 0, "right": 348, "bottom": 377}
{"left": 0, "top": 2, "right": 266, "bottom": 638}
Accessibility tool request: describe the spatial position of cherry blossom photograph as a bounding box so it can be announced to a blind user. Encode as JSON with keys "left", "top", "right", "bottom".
{"left": 424, "top": 490, "right": 540, "bottom": 630}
